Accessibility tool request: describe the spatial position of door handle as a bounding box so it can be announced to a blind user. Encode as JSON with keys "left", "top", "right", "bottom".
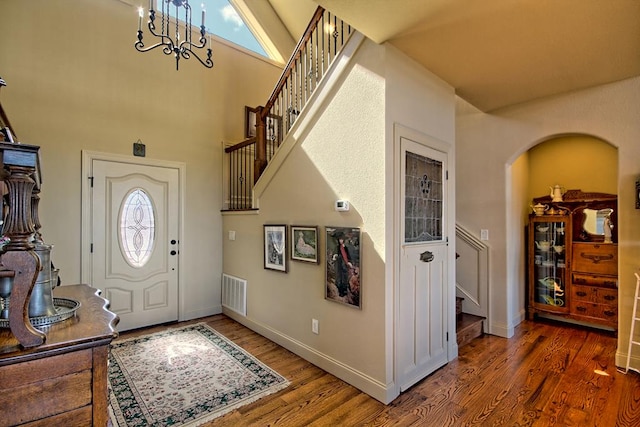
{"left": 170, "top": 250, "right": 177, "bottom": 256}
{"left": 420, "top": 251, "right": 434, "bottom": 263}
{"left": 171, "top": 239, "right": 177, "bottom": 245}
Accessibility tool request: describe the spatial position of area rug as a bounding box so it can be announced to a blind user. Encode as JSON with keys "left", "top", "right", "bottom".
{"left": 108, "top": 323, "right": 289, "bottom": 426}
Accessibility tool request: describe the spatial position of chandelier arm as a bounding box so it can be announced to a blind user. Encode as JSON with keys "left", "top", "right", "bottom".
{"left": 135, "top": 0, "right": 212, "bottom": 70}
{"left": 179, "top": 47, "right": 213, "bottom": 69}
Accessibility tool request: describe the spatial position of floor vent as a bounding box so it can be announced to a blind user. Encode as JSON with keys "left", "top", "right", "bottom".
{"left": 222, "top": 274, "right": 247, "bottom": 316}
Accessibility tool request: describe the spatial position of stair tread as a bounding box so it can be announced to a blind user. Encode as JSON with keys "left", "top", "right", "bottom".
{"left": 457, "top": 313, "right": 485, "bottom": 330}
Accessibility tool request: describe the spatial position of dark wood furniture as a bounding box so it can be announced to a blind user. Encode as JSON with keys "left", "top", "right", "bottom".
{"left": 0, "top": 285, "right": 118, "bottom": 426}
{"left": 527, "top": 190, "right": 618, "bottom": 330}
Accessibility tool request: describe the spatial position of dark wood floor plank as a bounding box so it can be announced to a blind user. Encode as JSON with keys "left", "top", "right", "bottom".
{"left": 116, "top": 315, "right": 640, "bottom": 426}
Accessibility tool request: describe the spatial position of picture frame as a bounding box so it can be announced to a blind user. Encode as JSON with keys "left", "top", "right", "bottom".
{"left": 263, "top": 224, "right": 288, "bottom": 272}
{"left": 290, "top": 225, "right": 319, "bottom": 264}
{"left": 245, "top": 106, "right": 258, "bottom": 138}
{"left": 325, "top": 226, "right": 361, "bottom": 309}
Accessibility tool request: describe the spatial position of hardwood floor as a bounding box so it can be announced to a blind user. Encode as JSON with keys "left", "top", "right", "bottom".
{"left": 117, "top": 315, "right": 640, "bottom": 426}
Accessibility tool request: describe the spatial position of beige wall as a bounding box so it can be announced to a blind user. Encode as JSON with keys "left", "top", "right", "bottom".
{"left": 457, "top": 77, "right": 640, "bottom": 369}
{"left": 223, "top": 37, "right": 456, "bottom": 403}
{"left": 527, "top": 135, "right": 617, "bottom": 202}
{"left": 0, "top": 0, "right": 282, "bottom": 320}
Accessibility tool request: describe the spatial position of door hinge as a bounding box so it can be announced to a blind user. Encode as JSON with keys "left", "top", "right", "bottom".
{"left": 89, "top": 176, "right": 94, "bottom": 187}
{"left": 446, "top": 332, "right": 449, "bottom": 341}
{"left": 90, "top": 243, "right": 93, "bottom": 253}
{"left": 446, "top": 170, "right": 449, "bottom": 180}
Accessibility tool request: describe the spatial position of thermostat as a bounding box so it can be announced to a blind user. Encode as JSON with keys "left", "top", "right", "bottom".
{"left": 335, "top": 200, "right": 350, "bottom": 212}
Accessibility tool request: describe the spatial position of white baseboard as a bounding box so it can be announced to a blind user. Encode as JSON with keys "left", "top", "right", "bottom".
{"left": 223, "top": 308, "right": 396, "bottom": 404}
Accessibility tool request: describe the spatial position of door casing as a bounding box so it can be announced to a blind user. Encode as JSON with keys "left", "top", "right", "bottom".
{"left": 393, "top": 124, "right": 457, "bottom": 397}
{"left": 81, "top": 151, "right": 186, "bottom": 322}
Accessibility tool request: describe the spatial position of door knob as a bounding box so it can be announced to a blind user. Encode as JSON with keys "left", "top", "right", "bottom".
{"left": 170, "top": 250, "right": 177, "bottom": 256}
{"left": 170, "top": 239, "right": 177, "bottom": 245}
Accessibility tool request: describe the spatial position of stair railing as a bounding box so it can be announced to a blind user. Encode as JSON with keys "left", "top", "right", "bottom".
{"left": 224, "top": 6, "right": 353, "bottom": 210}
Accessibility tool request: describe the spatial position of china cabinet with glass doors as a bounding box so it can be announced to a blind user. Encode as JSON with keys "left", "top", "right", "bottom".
{"left": 526, "top": 190, "right": 618, "bottom": 331}
{"left": 528, "top": 214, "right": 571, "bottom": 318}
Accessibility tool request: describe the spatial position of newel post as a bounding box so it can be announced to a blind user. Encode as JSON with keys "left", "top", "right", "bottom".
{"left": 254, "top": 106, "right": 268, "bottom": 184}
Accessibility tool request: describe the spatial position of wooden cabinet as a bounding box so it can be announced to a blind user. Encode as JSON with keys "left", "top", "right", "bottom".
{"left": 570, "top": 242, "right": 618, "bottom": 328}
{"left": 0, "top": 285, "right": 118, "bottom": 426}
{"left": 527, "top": 190, "right": 618, "bottom": 331}
{"left": 528, "top": 215, "right": 571, "bottom": 317}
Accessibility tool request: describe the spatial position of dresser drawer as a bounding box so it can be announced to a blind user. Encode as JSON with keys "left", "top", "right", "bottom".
{"left": 571, "top": 284, "right": 618, "bottom": 305}
{"left": 571, "top": 301, "right": 617, "bottom": 321}
{"left": 572, "top": 273, "right": 617, "bottom": 289}
{"left": 572, "top": 243, "right": 617, "bottom": 275}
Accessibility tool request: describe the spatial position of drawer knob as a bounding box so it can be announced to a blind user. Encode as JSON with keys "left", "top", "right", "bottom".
{"left": 576, "top": 306, "right": 587, "bottom": 312}
{"left": 576, "top": 291, "right": 587, "bottom": 297}
{"left": 603, "top": 310, "right": 615, "bottom": 317}
{"left": 604, "top": 295, "right": 616, "bottom": 301}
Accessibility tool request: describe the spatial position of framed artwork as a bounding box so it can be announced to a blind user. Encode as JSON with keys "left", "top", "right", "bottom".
{"left": 325, "top": 226, "right": 361, "bottom": 309}
{"left": 245, "top": 106, "right": 258, "bottom": 138}
{"left": 291, "top": 225, "right": 319, "bottom": 264}
{"left": 264, "top": 224, "right": 287, "bottom": 272}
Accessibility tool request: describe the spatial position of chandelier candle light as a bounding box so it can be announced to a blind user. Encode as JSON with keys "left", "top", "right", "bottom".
{"left": 135, "top": 0, "right": 213, "bottom": 70}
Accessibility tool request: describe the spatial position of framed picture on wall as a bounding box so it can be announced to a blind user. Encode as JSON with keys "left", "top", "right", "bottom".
{"left": 245, "top": 106, "right": 258, "bottom": 138}
{"left": 264, "top": 224, "right": 287, "bottom": 272}
{"left": 325, "top": 226, "right": 361, "bottom": 309}
{"left": 291, "top": 225, "right": 319, "bottom": 264}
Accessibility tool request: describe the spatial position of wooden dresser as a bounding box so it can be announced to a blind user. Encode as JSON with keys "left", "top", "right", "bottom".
{"left": 0, "top": 285, "right": 118, "bottom": 426}
{"left": 527, "top": 190, "right": 618, "bottom": 331}
{"left": 570, "top": 242, "right": 618, "bottom": 328}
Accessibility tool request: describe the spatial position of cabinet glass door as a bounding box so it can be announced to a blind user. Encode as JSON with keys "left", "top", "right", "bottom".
{"left": 531, "top": 218, "right": 569, "bottom": 313}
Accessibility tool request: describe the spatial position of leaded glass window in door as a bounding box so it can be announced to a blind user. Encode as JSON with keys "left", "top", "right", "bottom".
{"left": 119, "top": 188, "right": 156, "bottom": 267}
{"left": 405, "top": 151, "right": 443, "bottom": 243}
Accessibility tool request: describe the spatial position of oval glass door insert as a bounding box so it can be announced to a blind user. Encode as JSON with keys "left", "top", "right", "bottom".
{"left": 119, "top": 188, "right": 156, "bottom": 267}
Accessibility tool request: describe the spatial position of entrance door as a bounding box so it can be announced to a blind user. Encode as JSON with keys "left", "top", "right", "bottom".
{"left": 90, "top": 159, "right": 180, "bottom": 331}
{"left": 398, "top": 137, "right": 449, "bottom": 391}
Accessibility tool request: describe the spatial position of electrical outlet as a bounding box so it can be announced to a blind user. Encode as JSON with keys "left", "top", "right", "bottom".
{"left": 312, "top": 319, "right": 319, "bottom": 334}
{"left": 228, "top": 230, "right": 236, "bottom": 241}
{"left": 480, "top": 229, "right": 489, "bottom": 240}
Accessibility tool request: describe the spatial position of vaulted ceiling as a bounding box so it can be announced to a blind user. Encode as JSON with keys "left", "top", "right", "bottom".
{"left": 265, "top": 0, "right": 640, "bottom": 112}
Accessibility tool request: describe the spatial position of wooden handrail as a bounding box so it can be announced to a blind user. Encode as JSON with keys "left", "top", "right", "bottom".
{"left": 225, "top": 136, "right": 256, "bottom": 153}
{"left": 262, "top": 6, "right": 325, "bottom": 118}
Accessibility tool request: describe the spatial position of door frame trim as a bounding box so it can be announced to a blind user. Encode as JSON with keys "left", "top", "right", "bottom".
{"left": 392, "top": 123, "right": 457, "bottom": 398}
{"left": 80, "top": 150, "right": 186, "bottom": 319}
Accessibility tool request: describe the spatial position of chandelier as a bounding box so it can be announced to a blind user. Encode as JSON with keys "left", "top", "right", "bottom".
{"left": 135, "top": 0, "right": 213, "bottom": 70}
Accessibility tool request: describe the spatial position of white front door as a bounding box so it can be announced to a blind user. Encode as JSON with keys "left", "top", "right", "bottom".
{"left": 398, "top": 136, "right": 449, "bottom": 392}
{"left": 90, "top": 159, "right": 180, "bottom": 331}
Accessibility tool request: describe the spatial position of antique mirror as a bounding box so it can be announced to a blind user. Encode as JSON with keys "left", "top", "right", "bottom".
{"left": 582, "top": 208, "right": 614, "bottom": 235}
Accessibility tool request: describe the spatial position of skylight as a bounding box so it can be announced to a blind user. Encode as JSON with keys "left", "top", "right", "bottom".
{"left": 203, "top": 0, "right": 267, "bottom": 57}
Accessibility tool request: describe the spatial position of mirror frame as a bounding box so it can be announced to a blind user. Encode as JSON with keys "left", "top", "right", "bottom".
{"left": 532, "top": 189, "right": 617, "bottom": 243}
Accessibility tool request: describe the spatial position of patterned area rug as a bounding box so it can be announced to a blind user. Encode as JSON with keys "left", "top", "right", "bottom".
{"left": 108, "top": 323, "right": 289, "bottom": 426}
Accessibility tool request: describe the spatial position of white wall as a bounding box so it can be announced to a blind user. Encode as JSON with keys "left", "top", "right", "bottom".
{"left": 0, "top": 0, "right": 282, "bottom": 322}
{"left": 457, "top": 76, "right": 640, "bottom": 367}
{"left": 384, "top": 43, "right": 456, "bottom": 391}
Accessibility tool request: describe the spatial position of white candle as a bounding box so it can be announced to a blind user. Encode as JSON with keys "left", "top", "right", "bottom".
{"left": 138, "top": 7, "right": 143, "bottom": 31}
{"left": 149, "top": 0, "right": 154, "bottom": 11}
{"left": 201, "top": 4, "right": 205, "bottom": 27}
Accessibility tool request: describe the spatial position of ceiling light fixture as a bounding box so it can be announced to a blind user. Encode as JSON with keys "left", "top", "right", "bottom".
{"left": 135, "top": 0, "right": 213, "bottom": 70}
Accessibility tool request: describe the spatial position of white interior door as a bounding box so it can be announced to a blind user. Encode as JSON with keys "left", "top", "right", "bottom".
{"left": 398, "top": 137, "right": 449, "bottom": 392}
{"left": 91, "top": 159, "right": 179, "bottom": 331}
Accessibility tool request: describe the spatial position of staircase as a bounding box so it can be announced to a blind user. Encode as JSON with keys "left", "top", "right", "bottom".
{"left": 224, "top": 7, "right": 354, "bottom": 210}
{"left": 456, "top": 296, "right": 484, "bottom": 347}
